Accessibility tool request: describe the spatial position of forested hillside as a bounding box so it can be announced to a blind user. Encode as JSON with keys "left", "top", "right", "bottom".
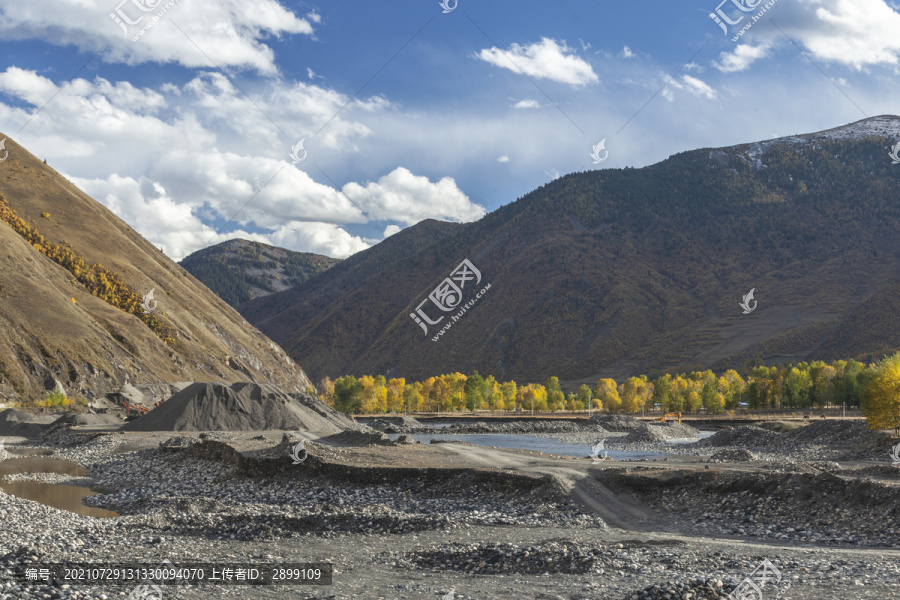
{"left": 180, "top": 239, "right": 340, "bottom": 308}
{"left": 241, "top": 116, "right": 900, "bottom": 385}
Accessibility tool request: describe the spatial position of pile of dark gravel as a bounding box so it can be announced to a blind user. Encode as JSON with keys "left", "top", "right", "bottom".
{"left": 122, "top": 382, "right": 357, "bottom": 433}
{"left": 660, "top": 421, "right": 701, "bottom": 438}
{"left": 584, "top": 414, "right": 643, "bottom": 431}
{"left": 774, "top": 420, "right": 891, "bottom": 459}
{"left": 619, "top": 422, "right": 700, "bottom": 444}
{"left": 695, "top": 426, "right": 781, "bottom": 448}
{"left": 620, "top": 424, "right": 673, "bottom": 443}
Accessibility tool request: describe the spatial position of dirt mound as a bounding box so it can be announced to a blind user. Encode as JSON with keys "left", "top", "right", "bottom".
{"left": 776, "top": 419, "right": 891, "bottom": 459}
{"left": 620, "top": 422, "right": 698, "bottom": 443}
{"left": 658, "top": 421, "right": 700, "bottom": 438}
{"left": 584, "top": 414, "right": 641, "bottom": 431}
{"left": 0, "top": 408, "right": 58, "bottom": 437}
{"left": 621, "top": 424, "right": 669, "bottom": 443}
{"left": 121, "top": 382, "right": 357, "bottom": 432}
{"left": 53, "top": 411, "right": 123, "bottom": 427}
{"left": 695, "top": 426, "right": 781, "bottom": 448}
{"left": 757, "top": 420, "right": 800, "bottom": 433}
{"left": 780, "top": 419, "right": 887, "bottom": 447}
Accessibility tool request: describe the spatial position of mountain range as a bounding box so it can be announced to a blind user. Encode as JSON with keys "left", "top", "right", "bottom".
{"left": 240, "top": 116, "right": 900, "bottom": 387}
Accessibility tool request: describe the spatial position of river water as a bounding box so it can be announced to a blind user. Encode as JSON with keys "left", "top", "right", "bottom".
{"left": 0, "top": 448, "right": 118, "bottom": 518}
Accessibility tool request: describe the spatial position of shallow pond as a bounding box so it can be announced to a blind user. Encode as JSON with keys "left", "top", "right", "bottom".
{"left": 0, "top": 448, "right": 118, "bottom": 518}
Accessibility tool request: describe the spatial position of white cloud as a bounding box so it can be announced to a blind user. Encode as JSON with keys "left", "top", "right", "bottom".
{"left": 0, "top": 67, "right": 375, "bottom": 173}
{"left": 476, "top": 38, "right": 598, "bottom": 86}
{"left": 342, "top": 168, "right": 484, "bottom": 226}
{"left": 69, "top": 172, "right": 374, "bottom": 260}
{"left": 680, "top": 75, "right": 718, "bottom": 100}
{"left": 664, "top": 74, "right": 719, "bottom": 101}
{"left": 798, "top": 0, "right": 900, "bottom": 69}
{"left": 0, "top": 67, "right": 484, "bottom": 260}
{"left": 713, "top": 43, "right": 772, "bottom": 73}
{"left": 621, "top": 45, "right": 635, "bottom": 58}
{"left": 497, "top": 155, "right": 510, "bottom": 163}
{"left": 512, "top": 99, "right": 540, "bottom": 109}
{"left": 0, "top": 0, "right": 315, "bottom": 74}
{"left": 712, "top": 0, "right": 900, "bottom": 70}
{"left": 268, "top": 222, "right": 370, "bottom": 258}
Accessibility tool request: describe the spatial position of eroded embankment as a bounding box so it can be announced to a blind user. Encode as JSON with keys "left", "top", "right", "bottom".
{"left": 596, "top": 468, "right": 900, "bottom": 547}
{"left": 187, "top": 438, "right": 550, "bottom": 493}
{"left": 72, "top": 437, "right": 607, "bottom": 541}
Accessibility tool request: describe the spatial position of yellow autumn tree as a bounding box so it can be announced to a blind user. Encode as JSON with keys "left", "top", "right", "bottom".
{"left": 499, "top": 381, "right": 517, "bottom": 412}
{"left": 402, "top": 381, "right": 424, "bottom": 413}
{"left": 622, "top": 376, "right": 650, "bottom": 414}
{"left": 861, "top": 353, "right": 900, "bottom": 434}
{"left": 386, "top": 378, "right": 405, "bottom": 413}
{"left": 517, "top": 384, "right": 548, "bottom": 413}
{"left": 594, "top": 378, "right": 621, "bottom": 413}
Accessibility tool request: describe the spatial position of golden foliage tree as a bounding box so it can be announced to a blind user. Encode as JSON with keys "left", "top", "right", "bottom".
{"left": 594, "top": 378, "right": 621, "bottom": 413}
{"left": 861, "top": 353, "right": 900, "bottom": 434}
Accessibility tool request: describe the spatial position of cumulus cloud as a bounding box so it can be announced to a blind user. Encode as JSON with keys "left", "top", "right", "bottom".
{"left": 476, "top": 38, "right": 598, "bottom": 86}
{"left": 621, "top": 45, "right": 635, "bottom": 59}
{"left": 0, "top": 67, "right": 483, "bottom": 260}
{"left": 0, "top": 0, "right": 315, "bottom": 74}
{"left": 512, "top": 99, "right": 540, "bottom": 109}
{"left": 0, "top": 67, "right": 375, "bottom": 177}
{"left": 713, "top": 43, "right": 772, "bottom": 73}
{"left": 69, "top": 172, "right": 375, "bottom": 260}
{"left": 798, "top": 0, "right": 900, "bottom": 68}
{"left": 711, "top": 0, "right": 900, "bottom": 71}
{"left": 342, "top": 168, "right": 484, "bottom": 226}
{"left": 267, "top": 222, "right": 371, "bottom": 258}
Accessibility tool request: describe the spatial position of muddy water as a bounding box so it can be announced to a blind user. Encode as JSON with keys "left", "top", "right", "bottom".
{"left": 0, "top": 449, "right": 118, "bottom": 518}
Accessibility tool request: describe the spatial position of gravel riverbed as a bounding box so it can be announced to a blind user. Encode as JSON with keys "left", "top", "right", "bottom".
{"left": 1, "top": 423, "right": 899, "bottom": 599}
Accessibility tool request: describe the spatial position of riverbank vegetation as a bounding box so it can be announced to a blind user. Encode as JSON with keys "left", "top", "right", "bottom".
{"left": 317, "top": 354, "right": 900, "bottom": 433}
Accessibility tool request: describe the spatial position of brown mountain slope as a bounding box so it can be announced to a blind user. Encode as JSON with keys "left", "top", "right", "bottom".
{"left": 0, "top": 134, "right": 310, "bottom": 401}
{"left": 180, "top": 239, "right": 341, "bottom": 308}
{"left": 241, "top": 116, "right": 900, "bottom": 385}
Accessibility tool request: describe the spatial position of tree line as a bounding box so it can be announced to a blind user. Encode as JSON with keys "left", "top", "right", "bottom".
{"left": 315, "top": 355, "right": 900, "bottom": 432}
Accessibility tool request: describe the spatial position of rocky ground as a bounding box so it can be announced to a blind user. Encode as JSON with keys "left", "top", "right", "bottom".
{"left": 0, "top": 418, "right": 899, "bottom": 599}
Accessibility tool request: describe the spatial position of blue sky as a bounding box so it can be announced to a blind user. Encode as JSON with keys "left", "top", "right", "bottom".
{"left": 0, "top": 0, "right": 898, "bottom": 259}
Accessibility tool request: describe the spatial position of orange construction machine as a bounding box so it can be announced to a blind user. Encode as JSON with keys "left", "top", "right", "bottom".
{"left": 656, "top": 412, "right": 682, "bottom": 423}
